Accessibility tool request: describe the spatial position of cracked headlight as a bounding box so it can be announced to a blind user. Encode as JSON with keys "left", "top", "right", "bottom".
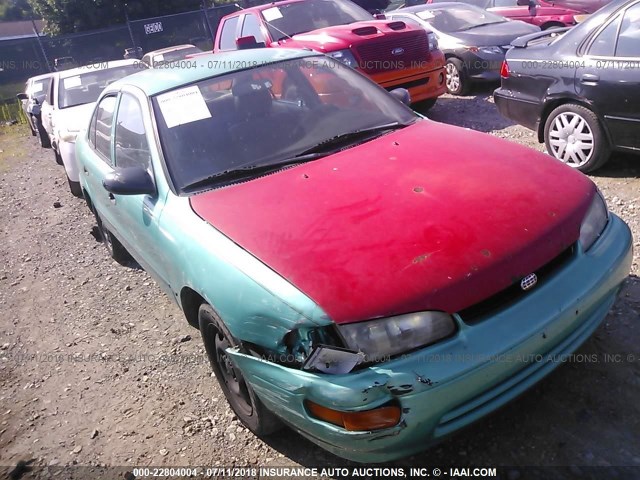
{"left": 338, "top": 312, "right": 456, "bottom": 359}
{"left": 579, "top": 189, "right": 609, "bottom": 252}
{"left": 327, "top": 49, "right": 358, "bottom": 69}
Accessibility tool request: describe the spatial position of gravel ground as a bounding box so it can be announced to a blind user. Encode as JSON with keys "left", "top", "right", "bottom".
{"left": 0, "top": 87, "right": 639, "bottom": 478}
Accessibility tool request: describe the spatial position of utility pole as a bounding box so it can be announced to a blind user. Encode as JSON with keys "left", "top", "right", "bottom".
{"left": 124, "top": 3, "right": 139, "bottom": 58}
{"left": 31, "top": 17, "right": 51, "bottom": 72}
{"left": 201, "top": 0, "right": 216, "bottom": 48}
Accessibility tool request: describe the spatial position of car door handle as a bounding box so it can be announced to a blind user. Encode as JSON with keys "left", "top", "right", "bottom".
{"left": 580, "top": 73, "right": 599, "bottom": 83}
{"left": 108, "top": 193, "right": 116, "bottom": 204}
{"left": 83, "top": 166, "right": 89, "bottom": 176}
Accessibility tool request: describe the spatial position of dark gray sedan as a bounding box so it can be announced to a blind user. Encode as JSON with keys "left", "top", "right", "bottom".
{"left": 494, "top": 0, "right": 640, "bottom": 172}
{"left": 387, "top": 3, "right": 539, "bottom": 94}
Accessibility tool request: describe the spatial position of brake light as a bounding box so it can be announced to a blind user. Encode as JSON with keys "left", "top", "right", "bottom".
{"left": 500, "top": 60, "right": 510, "bottom": 78}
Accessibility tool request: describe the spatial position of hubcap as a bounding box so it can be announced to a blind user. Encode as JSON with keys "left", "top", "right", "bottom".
{"left": 548, "top": 112, "right": 594, "bottom": 167}
{"left": 214, "top": 331, "right": 253, "bottom": 417}
{"left": 446, "top": 63, "right": 460, "bottom": 92}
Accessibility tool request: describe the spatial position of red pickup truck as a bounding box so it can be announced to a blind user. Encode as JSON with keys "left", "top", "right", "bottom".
{"left": 213, "top": 0, "right": 446, "bottom": 108}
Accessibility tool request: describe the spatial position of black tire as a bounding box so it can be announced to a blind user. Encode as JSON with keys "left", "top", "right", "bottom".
{"left": 34, "top": 116, "right": 51, "bottom": 148}
{"left": 53, "top": 149, "right": 63, "bottom": 166}
{"left": 413, "top": 97, "right": 437, "bottom": 112}
{"left": 199, "top": 303, "right": 282, "bottom": 436}
{"left": 445, "top": 58, "right": 469, "bottom": 96}
{"left": 67, "top": 175, "right": 82, "bottom": 198}
{"left": 543, "top": 103, "right": 610, "bottom": 173}
{"left": 94, "top": 209, "right": 132, "bottom": 264}
{"left": 28, "top": 116, "right": 37, "bottom": 136}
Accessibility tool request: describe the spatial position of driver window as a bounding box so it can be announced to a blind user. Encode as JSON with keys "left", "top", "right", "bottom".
{"left": 114, "top": 93, "right": 151, "bottom": 171}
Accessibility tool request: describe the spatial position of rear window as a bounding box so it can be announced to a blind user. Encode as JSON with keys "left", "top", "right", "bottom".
{"left": 58, "top": 64, "right": 142, "bottom": 109}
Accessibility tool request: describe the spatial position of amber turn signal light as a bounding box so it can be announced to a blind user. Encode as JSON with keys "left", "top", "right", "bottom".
{"left": 306, "top": 401, "right": 401, "bottom": 431}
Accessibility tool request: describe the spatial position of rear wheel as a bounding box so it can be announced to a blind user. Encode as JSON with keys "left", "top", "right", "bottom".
{"left": 199, "top": 303, "right": 281, "bottom": 436}
{"left": 94, "top": 208, "right": 132, "bottom": 264}
{"left": 445, "top": 58, "right": 469, "bottom": 96}
{"left": 67, "top": 175, "right": 82, "bottom": 198}
{"left": 544, "top": 103, "right": 610, "bottom": 173}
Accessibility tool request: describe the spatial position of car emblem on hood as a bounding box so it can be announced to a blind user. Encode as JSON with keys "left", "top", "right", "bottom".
{"left": 391, "top": 47, "right": 405, "bottom": 56}
{"left": 520, "top": 273, "right": 538, "bottom": 291}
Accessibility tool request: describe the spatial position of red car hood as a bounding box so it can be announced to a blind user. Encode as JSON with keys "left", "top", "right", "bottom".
{"left": 275, "top": 20, "right": 416, "bottom": 52}
{"left": 190, "top": 121, "right": 593, "bottom": 324}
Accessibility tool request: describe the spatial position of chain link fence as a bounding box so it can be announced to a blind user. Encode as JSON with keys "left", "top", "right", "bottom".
{"left": 0, "top": 4, "right": 241, "bottom": 118}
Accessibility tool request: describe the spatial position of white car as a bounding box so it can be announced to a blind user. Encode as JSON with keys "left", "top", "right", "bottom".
{"left": 40, "top": 59, "right": 145, "bottom": 197}
{"left": 140, "top": 44, "right": 202, "bottom": 68}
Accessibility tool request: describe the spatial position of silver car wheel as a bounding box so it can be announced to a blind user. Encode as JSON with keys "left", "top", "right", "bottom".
{"left": 446, "top": 62, "right": 460, "bottom": 92}
{"left": 548, "top": 112, "right": 594, "bottom": 168}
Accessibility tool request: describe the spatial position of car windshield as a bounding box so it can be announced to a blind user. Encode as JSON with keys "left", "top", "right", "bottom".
{"left": 260, "top": 0, "right": 373, "bottom": 41}
{"left": 58, "top": 64, "right": 141, "bottom": 109}
{"left": 152, "top": 57, "right": 419, "bottom": 193}
{"left": 416, "top": 6, "right": 506, "bottom": 32}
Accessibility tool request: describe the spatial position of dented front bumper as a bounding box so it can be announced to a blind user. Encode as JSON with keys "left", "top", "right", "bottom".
{"left": 228, "top": 214, "right": 632, "bottom": 462}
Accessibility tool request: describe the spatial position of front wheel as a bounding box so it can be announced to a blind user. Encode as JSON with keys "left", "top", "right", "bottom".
{"left": 413, "top": 97, "right": 437, "bottom": 112}
{"left": 199, "top": 303, "right": 281, "bottom": 436}
{"left": 544, "top": 103, "right": 610, "bottom": 173}
{"left": 34, "top": 116, "right": 51, "bottom": 148}
{"left": 445, "top": 58, "right": 469, "bottom": 96}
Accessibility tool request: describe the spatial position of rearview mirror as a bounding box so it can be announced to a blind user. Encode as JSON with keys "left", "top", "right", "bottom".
{"left": 103, "top": 166, "right": 155, "bottom": 196}
{"left": 236, "top": 36, "right": 265, "bottom": 50}
{"left": 16, "top": 93, "right": 28, "bottom": 101}
{"left": 389, "top": 88, "right": 411, "bottom": 106}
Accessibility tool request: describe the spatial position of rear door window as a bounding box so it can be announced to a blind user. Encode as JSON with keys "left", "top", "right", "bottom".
{"left": 616, "top": 3, "right": 640, "bottom": 57}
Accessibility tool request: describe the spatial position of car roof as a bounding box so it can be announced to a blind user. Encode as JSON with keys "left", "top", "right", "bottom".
{"left": 55, "top": 59, "right": 141, "bottom": 79}
{"left": 29, "top": 72, "right": 54, "bottom": 82}
{"left": 144, "top": 44, "right": 198, "bottom": 56}
{"left": 109, "top": 49, "right": 321, "bottom": 97}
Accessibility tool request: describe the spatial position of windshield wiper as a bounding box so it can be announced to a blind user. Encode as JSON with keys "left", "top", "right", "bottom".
{"left": 182, "top": 153, "right": 327, "bottom": 192}
{"left": 297, "top": 122, "right": 407, "bottom": 156}
{"left": 459, "top": 21, "right": 504, "bottom": 31}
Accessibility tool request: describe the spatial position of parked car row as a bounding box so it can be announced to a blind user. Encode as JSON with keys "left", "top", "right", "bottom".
{"left": 14, "top": 0, "right": 635, "bottom": 463}
{"left": 19, "top": 60, "right": 146, "bottom": 196}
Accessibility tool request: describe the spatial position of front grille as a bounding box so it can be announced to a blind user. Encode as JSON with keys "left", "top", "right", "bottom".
{"left": 355, "top": 31, "right": 429, "bottom": 75}
{"left": 457, "top": 245, "right": 576, "bottom": 324}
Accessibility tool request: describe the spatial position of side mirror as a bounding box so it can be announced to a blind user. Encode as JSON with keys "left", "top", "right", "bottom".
{"left": 389, "top": 88, "right": 411, "bottom": 106}
{"left": 17, "top": 93, "right": 28, "bottom": 101}
{"left": 236, "top": 35, "right": 265, "bottom": 50}
{"left": 374, "top": 13, "right": 386, "bottom": 19}
{"left": 103, "top": 166, "right": 155, "bottom": 196}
